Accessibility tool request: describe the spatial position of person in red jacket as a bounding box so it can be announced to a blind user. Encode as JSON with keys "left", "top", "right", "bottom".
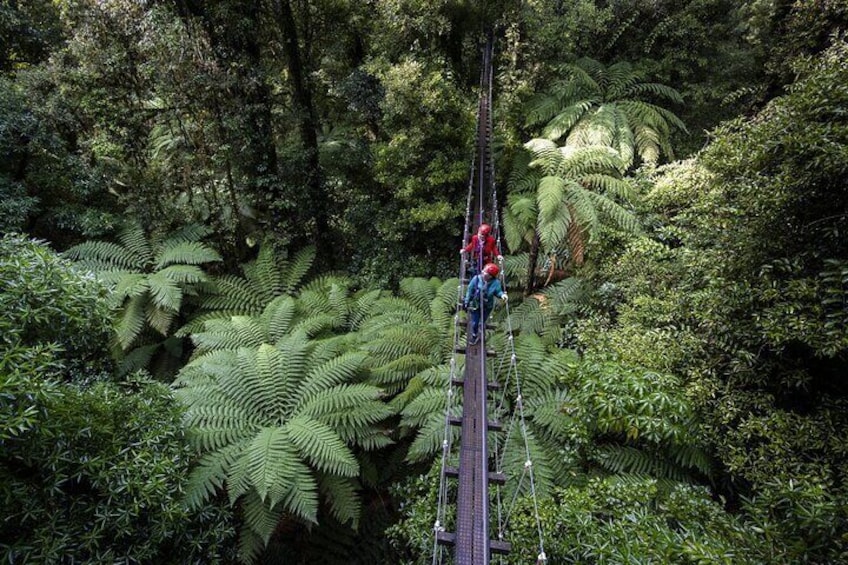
{"left": 460, "top": 223, "right": 502, "bottom": 275}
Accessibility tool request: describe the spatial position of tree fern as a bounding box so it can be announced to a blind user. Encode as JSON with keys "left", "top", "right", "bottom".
{"left": 526, "top": 57, "right": 686, "bottom": 169}
{"left": 64, "top": 223, "right": 221, "bottom": 371}
{"left": 525, "top": 140, "right": 639, "bottom": 263}
{"left": 176, "top": 333, "right": 394, "bottom": 559}
{"left": 187, "top": 275, "right": 370, "bottom": 358}
{"left": 190, "top": 242, "right": 315, "bottom": 323}
{"left": 360, "top": 278, "right": 459, "bottom": 396}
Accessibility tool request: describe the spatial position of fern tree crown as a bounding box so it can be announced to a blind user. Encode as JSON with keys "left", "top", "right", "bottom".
{"left": 64, "top": 223, "right": 221, "bottom": 352}
{"left": 175, "top": 332, "right": 394, "bottom": 560}
{"left": 526, "top": 57, "right": 686, "bottom": 169}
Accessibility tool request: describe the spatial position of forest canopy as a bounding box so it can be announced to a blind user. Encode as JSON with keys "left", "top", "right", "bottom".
{"left": 2, "top": 0, "right": 847, "bottom": 562}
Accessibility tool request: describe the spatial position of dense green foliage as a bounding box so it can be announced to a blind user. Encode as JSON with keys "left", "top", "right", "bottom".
{"left": 175, "top": 333, "right": 394, "bottom": 556}
{"left": 0, "top": 237, "right": 236, "bottom": 562}
{"left": 0, "top": 235, "right": 113, "bottom": 376}
{"left": 3, "top": 1, "right": 848, "bottom": 563}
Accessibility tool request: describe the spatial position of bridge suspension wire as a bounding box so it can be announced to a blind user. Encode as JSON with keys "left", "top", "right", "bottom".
{"left": 494, "top": 292, "right": 548, "bottom": 563}
{"left": 432, "top": 30, "right": 546, "bottom": 565}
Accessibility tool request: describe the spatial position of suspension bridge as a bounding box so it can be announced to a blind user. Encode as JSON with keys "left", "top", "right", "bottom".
{"left": 430, "top": 34, "right": 547, "bottom": 565}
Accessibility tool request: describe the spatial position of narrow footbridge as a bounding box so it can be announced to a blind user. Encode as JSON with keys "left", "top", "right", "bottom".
{"left": 432, "top": 35, "right": 544, "bottom": 565}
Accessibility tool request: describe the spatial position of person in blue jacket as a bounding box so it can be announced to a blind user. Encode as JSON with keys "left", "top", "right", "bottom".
{"left": 463, "top": 262, "right": 508, "bottom": 344}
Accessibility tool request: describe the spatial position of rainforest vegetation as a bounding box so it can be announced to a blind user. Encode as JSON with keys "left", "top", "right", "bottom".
{"left": 2, "top": 0, "right": 847, "bottom": 563}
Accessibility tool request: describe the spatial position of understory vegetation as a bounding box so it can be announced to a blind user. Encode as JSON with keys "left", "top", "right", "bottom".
{"left": 2, "top": 1, "right": 847, "bottom": 563}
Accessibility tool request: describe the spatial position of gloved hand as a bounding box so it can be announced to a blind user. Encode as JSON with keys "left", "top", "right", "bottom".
{"left": 459, "top": 248, "right": 467, "bottom": 255}
{"left": 497, "top": 255, "right": 504, "bottom": 262}
{"left": 501, "top": 294, "right": 508, "bottom": 303}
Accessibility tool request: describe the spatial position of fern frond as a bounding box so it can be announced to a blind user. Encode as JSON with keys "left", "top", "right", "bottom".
{"left": 261, "top": 295, "right": 297, "bottom": 341}
{"left": 184, "top": 446, "right": 238, "bottom": 509}
{"left": 307, "top": 335, "right": 349, "bottom": 367}
{"left": 65, "top": 240, "right": 143, "bottom": 271}
{"left": 291, "top": 313, "right": 339, "bottom": 336}
{"left": 242, "top": 489, "right": 285, "bottom": 545}
{"left": 158, "top": 264, "right": 208, "bottom": 284}
{"left": 398, "top": 277, "right": 437, "bottom": 313}
{"left": 585, "top": 189, "right": 639, "bottom": 233}
{"left": 581, "top": 174, "right": 634, "bottom": 201}
{"left": 285, "top": 415, "right": 359, "bottom": 477}
{"left": 558, "top": 146, "right": 624, "bottom": 178}
{"left": 623, "top": 82, "right": 684, "bottom": 104}
{"left": 406, "top": 411, "right": 460, "bottom": 463}
{"left": 502, "top": 203, "right": 529, "bottom": 253}
{"left": 201, "top": 275, "right": 266, "bottom": 314}
{"left": 542, "top": 99, "right": 596, "bottom": 141}
{"left": 302, "top": 384, "right": 391, "bottom": 430}
{"left": 282, "top": 245, "right": 316, "bottom": 293}
{"left": 238, "top": 524, "right": 265, "bottom": 565}
{"left": 507, "top": 148, "right": 538, "bottom": 195}
{"left": 160, "top": 223, "right": 213, "bottom": 245}
{"left": 191, "top": 316, "right": 266, "bottom": 353}
{"left": 155, "top": 241, "right": 221, "bottom": 269}
{"left": 499, "top": 426, "right": 557, "bottom": 496}
{"left": 390, "top": 375, "right": 428, "bottom": 412}
{"left": 544, "top": 277, "right": 590, "bottom": 315}
{"left": 247, "top": 426, "right": 296, "bottom": 504}
{"left": 207, "top": 346, "right": 281, "bottom": 423}
{"left": 400, "top": 387, "right": 446, "bottom": 427}
{"left": 536, "top": 175, "right": 566, "bottom": 224}
{"left": 668, "top": 443, "right": 713, "bottom": 477}
{"left": 275, "top": 333, "right": 311, "bottom": 413}
{"left": 508, "top": 298, "right": 560, "bottom": 343}
{"left": 524, "top": 92, "right": 562, "bottom": 127}
{"left": 526, "top": 388, "right": 581, "bottom": 440}
{"left": 117, "top": 294, "right": 147, "bottom": 349}
{"left": 318, "top": 474, "right": 360, "bottom": 527}
{"left": 147, "top": 271, "right": 184, "bottom": 312}
{"left": 370, "top": 354, "right": 433, "bottom": 392}
{"left": 605, "top": 62, "right": 641, "bottom": 98}
{"left": 244, "top": 243, "right": 282, "bottom": 302}
{"left": 111, "top": 273, "right": 149, "bottom": 305}
{"left": 565, "top": 185, "right": 600, "bottom": 237}
{"left": 593, "top": 444, "right": 689, "bottom": 482}
{"left": 348, "top": 289, "right": 383, "bottom": 330}
{"left": 118, "top": 223, "right": 153, "bottom": 265}
{"left": 117, "top": 342, "right": 158, "bottom": 374}
{"left": 279, "top": 458, "right": 320, "bottom": 524}
{"left": 177, "top": 310, "right": 239, "bottom": 338}
{"left": 299, "top": 352, "right": 368, "bottom": 407}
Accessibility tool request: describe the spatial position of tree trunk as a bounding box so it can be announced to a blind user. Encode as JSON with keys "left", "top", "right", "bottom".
{"left": 525, "top": 229, "right": 540, "bottom": 296}
{"left": 272, "top": 0, "right": 331, "bottom": 264}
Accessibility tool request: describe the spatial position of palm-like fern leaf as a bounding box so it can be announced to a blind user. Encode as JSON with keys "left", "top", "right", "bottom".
{"left": 65, "top": 223, "right": 221, "bottom": 371}
{"left": 176, "top": 331, "right": 393, "bottom": 557}
{"left": 155, "top": 241, "right": 222, "bottom": 268}
{"left": 528, "top": 56, "right": 684, "bottom": 169}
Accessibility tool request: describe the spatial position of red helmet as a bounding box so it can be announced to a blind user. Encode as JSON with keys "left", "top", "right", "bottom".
{"left": 483, "top": 263, "right": 500, "bottom": 277}
{"left": 478, "top": 223, "right": 492, "bottom": 236}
